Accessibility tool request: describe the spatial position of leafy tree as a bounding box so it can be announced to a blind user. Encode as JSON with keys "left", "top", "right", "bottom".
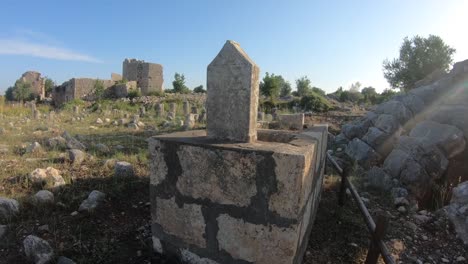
{"left": 93, "top": 79, "right": 105, "bottom": 100}
{"left": 280, "top": 81, "right": 292, "bottom": 97}
{"left": 260, "top": 72, "right": 282, "bottom": 100}
{"left": 361, "top": 86, "right": 378, "bottom": 104}
{"left": 13, "top": 80, "right": 33, "bottom": 103}
{"left": 193, "top": 85, "right": 206, "bottom": 93}
{"left": 44, "top": 77, "right": 55, "bottom": 96}
{"left": 296, "top": 76, "right": 312, "bottom": 97}
{"left": 300, "top": 92, "right": 331, "bottom": 112}
{"left": 383, "top": 35, "right": 455, "bottom": 90}
{"left": 5, "top": 86, "right": 15, "bottom": 101}
{"left": 172, "top": 73, "right": 190, "bottom": 94}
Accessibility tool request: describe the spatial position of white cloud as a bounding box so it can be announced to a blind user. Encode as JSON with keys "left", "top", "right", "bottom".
{"left": 0, "top": 38, "right": 102, "bottom": 63}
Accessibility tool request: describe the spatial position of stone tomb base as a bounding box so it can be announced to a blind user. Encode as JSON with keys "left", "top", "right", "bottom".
{"left": 148, "top": 126, "right": 328, "bottom": 264}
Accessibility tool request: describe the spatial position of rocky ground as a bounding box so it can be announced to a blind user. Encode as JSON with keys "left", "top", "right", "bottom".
{"left": 0, "top": 101, "right": 466, "bottom": 264}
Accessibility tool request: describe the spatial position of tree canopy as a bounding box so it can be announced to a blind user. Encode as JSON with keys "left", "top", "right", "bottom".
{"left": 13, "top": 80, "right": 33, "bottom": 102}
{"left": 383, "top": 35, "right": 455, "bottom": 91}
{"left": 193, "top": 85, "right": 206, "bottom": 93}
{"left": 295, "top": 76, "right": 312, "bottom": 97}
{"left": 172, "top": 73, "right": 190, "bottom": 94}
{"left": 260, "top": 72, "right": 282, "bottom": 100}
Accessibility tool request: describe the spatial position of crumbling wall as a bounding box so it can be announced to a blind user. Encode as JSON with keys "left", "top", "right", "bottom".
{"left": 122, "top": 58, "right": 163, "bottom": 95}
{"left": 52, "top": 78, "right": 113, "bottom": 106}
{"left": 20, "top": 71, "right": 45, "bottom": 99}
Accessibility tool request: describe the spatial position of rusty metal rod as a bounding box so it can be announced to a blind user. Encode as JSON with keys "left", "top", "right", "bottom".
{"left": 326, "top": 152, "right": 395, "bottom": 264}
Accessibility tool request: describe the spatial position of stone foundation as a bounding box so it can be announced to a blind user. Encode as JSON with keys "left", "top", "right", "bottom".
{"left": 149, "top": 126, "right": 327, "bottom": 264}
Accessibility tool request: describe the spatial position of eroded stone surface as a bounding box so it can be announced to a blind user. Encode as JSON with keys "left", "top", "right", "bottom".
{"left": 155, "top": 197, "right": 206, "bottom": 248}
{"left": 278, "top": 114, "right": 304, "bottom": 130}
{"left": 180, "top": 249, "right": 219, "bottom": 264}
{"left": 207, "top": 40, "right": 259, "bottom": 143}
{"left": 176, "top": 145, "right": 257, "bottom": 207}
{"left": 217, "top": 214, "right": 298, "bottom": 264}
{"left": 269, "top": 149, "right": 314, "bottom": 218}
{"left": 149, "top": 139, "right": 168, "bottom": 186}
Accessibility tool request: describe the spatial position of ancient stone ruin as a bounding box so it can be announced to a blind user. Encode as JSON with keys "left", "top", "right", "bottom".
{"left": 19, "top": 71, "right": 46, "bottom": 100}
{"left": 148, "top": 40, "right": 328, "bottom": 264}
{"left": 53, "top": 78, "right": 114, "bottom": 106}
{"left": 123, "top": 58, "right": 164, "bottom": 95}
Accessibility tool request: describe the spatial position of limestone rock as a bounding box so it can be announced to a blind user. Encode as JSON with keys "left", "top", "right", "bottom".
{"left": 33, "top": 190, "right": 54, "bottom": 205}
{"left": 96, "top": 118, "right": 103, "bottom": 124}
{"left": 23, "top": 235, "right": 54, "bottom": 264}
{"left": 29, "top": 168, "right": 48, "bottom": 184}
{"left": 341, "top": 123, "right": 367, "bottom": 140}
{"left": 345, "top": 138, "right": 381, "bottom": 169}
{"left": 374, "top": 114, "right": 400, "bottom": 134}
{"left": 68, "top": 149, "right": 86, "bottom": 165}
{"left": 409, "top": 120, "right": 465, "bottom": 158}
{"left": 427, "top": 105, "right": 468, "bottom": 140}
{"left": 383, "top": 149, "right": 412, "bottom": 179}
{"left": 366, "top": 166, "right": 392, "bottom": 190}
{"left": 183, "top": 114, "right": 197, "bottom": 130}
{"left": 114, "top": 161, "right": 134, "bottom": 178}
{"left": 375, "top": 100, "right": 413, "bottom": 125}
{"left": 94, "top": 143, "right": 110, "bottom": 154}
{"left": 78, "top": 190, "right": 106, "bottom": 212}
{"left": 446, "top": 181, "right": 468, "bottom": 245}
{"left": 362, "top": 127, "right": 399, "bottom": 158}
{"left": 0, "top": 197, "right": 19, "bottom": 222}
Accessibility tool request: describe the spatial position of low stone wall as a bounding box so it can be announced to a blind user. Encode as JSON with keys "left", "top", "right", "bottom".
{"left": 149, "top": 126, "right": 327, "bottom": 264}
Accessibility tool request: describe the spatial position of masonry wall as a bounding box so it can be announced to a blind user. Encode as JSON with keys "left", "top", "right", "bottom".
{"left": 20, "top": 71, "right": 45, "bottom": 99}
{"left": 52, "top": 78, "right": 114, "bottom": 106}
{"left": 149, "top": 127, "right": 328, "bottom": 264}
{"left": 123, "top": 58, "right": 163, "bottom": 95}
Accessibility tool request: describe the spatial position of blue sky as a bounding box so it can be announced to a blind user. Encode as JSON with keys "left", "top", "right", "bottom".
{"left": 0, "top": 0, "right": 467, "bottom": 94}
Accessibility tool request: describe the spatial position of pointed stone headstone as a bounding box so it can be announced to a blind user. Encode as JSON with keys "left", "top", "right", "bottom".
{"left": 207, "top": 40, "right": 260, "bottom": 142}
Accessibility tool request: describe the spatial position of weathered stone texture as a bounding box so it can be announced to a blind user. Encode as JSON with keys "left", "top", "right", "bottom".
{"left": 176, "top": 145, "right": 257, "bottom": 207}
{"left": 207, "top": 40, "right": 260, "bottom": 142}
{"left": 122, "top": 58, "right": 163, "bottom": 95}
{"left": 269, "top": 148, "right": 314, "bottom": 218}
{"left": 149, "top": 140, "right": 168, "bottom": 186}
{"left": 154, "top": 197, "right": 206, "bottom": 248}
{"left": 53, "top": 78, "right": 113, "bottom": 106}
{"left": 278, "top": 114, "right": 304, "bottom": 130}
{"left": 217, "top": 214, "right": 298, "bottom": 264}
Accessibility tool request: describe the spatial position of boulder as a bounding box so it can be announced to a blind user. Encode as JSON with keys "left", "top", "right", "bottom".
{"left": 446, "top": 181, "right": 468, "bottom": 245}
{"left": 383, "top": 149, "right": 412, "bottom": 179}
{"left": 114, "top": 161, "right": 134, "bottom": 178}
{"left": 28, "top": 168, "right": 65, "bottom": 187}
{"left": 341, "top": 123, "right": 367, "bottom": 140}
{"left": 46, "top": 136, "right": 67, "bottom": 149}
{"left": 375, "top": 100, "right": 413, "bottom": 126}
{"left": 94, "top": 143, "right": 110, "bottom": 154}
{"left": 78, "top": 190, "right": 106, "bottom": 212}
{"left": 33, "top": 190, "right": 54, "bottom": 205}
{"left": 366, "top": 166, "right": 392, "bottom": 190}
{"left": 427, "top": 105, "right": 468, "bottom": 140}
{"left": 23, "top": 235, "right": 54, "bottom": 264}
{"left": 345, "top": 138, "right": 381, "bottom": 169}
{"left": 0, "top": 197, "right": 19, "bottom": 222}
{"left": 68, "top": 149, "right": 86, "bottom": 165}
{"left": 362, "top": 127, "right": 399, "bottom": 158}
{"left": 96, "top": 118, "right": 103, "bottom": 124}
{"left": 374, "top": 114, "right": 401, "bottom": 134}
{"left": 29, "top": 169, "right": 48, "bottom": 184}
{"left": 409, "top": 120, "right": 465, "bottom": 158}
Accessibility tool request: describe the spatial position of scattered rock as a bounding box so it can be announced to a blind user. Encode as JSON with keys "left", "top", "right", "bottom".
{"left": 23, "top": 235, "right": 54, "bottom": 264}
{"left": 46, "top": 136, "right": 67, "bottom": 149}
{"left": 29, "top": 168, "right": 65, "bottom": 187}
{"left": 38, "top": 224, "right": 49, "bottom": 233}
{"left": 94, "top": 143, "right": 110, "bottom": 154}
{"left": 391, "top": 187, "right": 408, "bottom": 199}
{"left": 0, "top": 197, "right": 20, "bottom": 221}
{"left": 33, "top": 190, "right": 54, "bottom": 205}
{"left": 446, "top": 181, "right": 468, "bottom": 245}
{"left": 397, "top": 206, "right": 407, "bottom": 214}
{"left": 26, "top": 142, "right": 42, "bottom": 153}
{"left": 345, "top": 138, "right": 381, "bottom": 169}
{"left": 96, "top": 118, "right": 103, "bottom": 124}
{"left": 114, "top": 161, "right": 134, "bottom": 178}
{"left": 78, "top": 190, "right": 106, "bottom": 212}
{"left": 366, "top": 166, "right": 392, "bottom": 190}
{"left": 68, "top": 149, "right": 86, "bottom": 165}
{"left": 103, "top": 159, "right": 117, "bottom": 170}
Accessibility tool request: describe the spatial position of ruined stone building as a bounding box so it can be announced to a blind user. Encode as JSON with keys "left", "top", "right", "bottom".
{"left": 122, "top": 58, "right": 163, "bottom": 95}
{"left": 53, "top": 78, "right": 114, "bottom": 106}
{"left": 19, "top": 71, "right": 45, "bottom": 100}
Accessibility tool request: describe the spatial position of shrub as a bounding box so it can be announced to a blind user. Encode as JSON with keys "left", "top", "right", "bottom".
{"left": 127, "top": 90, "right": 141, "bottom": 99}
{"left": 300, "top": 92, "right": 331, "bottom": 112}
